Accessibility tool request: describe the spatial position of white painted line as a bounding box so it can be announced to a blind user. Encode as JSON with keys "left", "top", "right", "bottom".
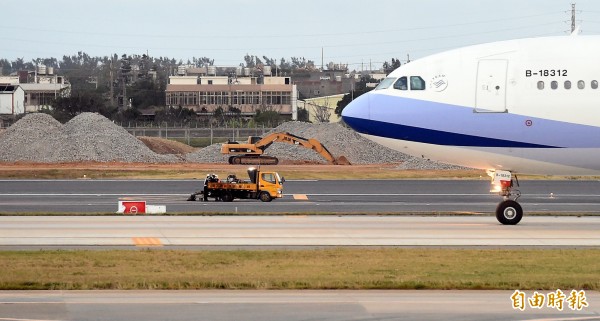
{"left": 1, "top": 193, "right": 600, "bottom": 198}
{"left": 0, "top": 179, "right": 317, "bottom": 182}
{"left": 0, "top": 317, "right": 65, "bottom": 321}
{"left": 0, "top": 179, "right": 202, "bottom": 182}
{"left": 0, "top": 194, "right": 190, "bottom": 196}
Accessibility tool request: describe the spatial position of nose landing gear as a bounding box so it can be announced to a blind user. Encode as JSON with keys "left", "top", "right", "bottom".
{"left": 488, "top": 170, "right": 523, "bottom": 225}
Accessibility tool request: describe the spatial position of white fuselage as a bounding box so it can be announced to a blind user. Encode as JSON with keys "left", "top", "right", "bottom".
{"left": 342, "top": 35, "right": 600, "bottom": 175}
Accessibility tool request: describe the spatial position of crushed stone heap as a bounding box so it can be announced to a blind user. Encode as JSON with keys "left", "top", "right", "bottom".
{"left": 0, "top": 113, "right": 177, "bottom": 163}
{"left": 0, "top": 113, "right": 66, "bottom": 162}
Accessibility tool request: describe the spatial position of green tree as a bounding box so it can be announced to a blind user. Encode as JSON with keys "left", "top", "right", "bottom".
{"left": 213, "top": 106, "right": 225, "bottom": 125}
{"left": 50, "top": 91, "right": 114, "bottom": 123}
{"left": 129, "top": 79, "right": 164, "bottom": 109}
{"left": 154, "top": 106, "right": 196, "bottom": 123}
{"left": 11, "top": 58, "right": 30, "bottom": 72}
{"left": 243, "top": 54, "right": 256, "bottom": 68}
{"left": 297, "top": 107, "right": 309, "bottom": 122}
{"left": 383, "top": 58, "right": 401, "bottom": 74}
{"left": 60, "top": 52, "right": 101, "bottom": 92}
{"left": 254, "top": 110, "right": 280, "bottom": 127}
{"left": 0, "top": 59, "right": 11, "bottom": 75}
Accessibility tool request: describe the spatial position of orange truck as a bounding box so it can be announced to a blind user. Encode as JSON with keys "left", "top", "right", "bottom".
{"left": 187, "top": 167, "right": 284, "bottom": 202}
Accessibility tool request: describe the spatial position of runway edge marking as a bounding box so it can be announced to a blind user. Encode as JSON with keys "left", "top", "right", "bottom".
{"left": 132, "top": 237, "right": 163, "bottom": 247}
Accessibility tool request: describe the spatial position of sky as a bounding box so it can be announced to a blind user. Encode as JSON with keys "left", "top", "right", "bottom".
{"left": 3, "top": 0, "right": 600, "bottom": 70}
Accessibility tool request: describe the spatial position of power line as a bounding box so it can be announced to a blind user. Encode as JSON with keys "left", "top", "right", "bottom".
{"left": 0, "top": 11, "right": 564, "bottom": 41}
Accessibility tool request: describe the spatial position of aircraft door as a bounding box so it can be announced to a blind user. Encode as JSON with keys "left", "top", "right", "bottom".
{"left": 475, "top": 59, "right": 508, "bottom": 113}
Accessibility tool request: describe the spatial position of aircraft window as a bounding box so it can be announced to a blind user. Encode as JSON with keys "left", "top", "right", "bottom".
{"left": 393, "top": 77, "right": 408, "bottom": 90}
{"left": 564, "top": 80, "right": 571, "bottom": 90}
{"left": 593, "top": 80, "right": 599, "bottom": 89}
{"left": 410, "top": 76, "right": 426, "bottom": 90}
{"left": 375, "top": 77, "right": 396, "bottom": 90}
{"left": 537, "top": 81, "right": 544, "bottom": 90}
{"left": 578, "top": 80, "right": 585, "bottom": 89}
{"left": 551, "top": 81, "right": 558, "bottom": 90}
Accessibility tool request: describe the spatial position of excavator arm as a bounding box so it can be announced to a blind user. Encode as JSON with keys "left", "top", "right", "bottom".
{"left": 221, "top": 132, "right": 349, "bottom": 165}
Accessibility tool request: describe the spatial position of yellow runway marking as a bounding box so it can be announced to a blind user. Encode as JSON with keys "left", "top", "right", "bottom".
{"left": 293, "top": 194, "right": 309, "bottom": 200}
{"left": 132, "top": 237, "right": 163, "bottom": 247}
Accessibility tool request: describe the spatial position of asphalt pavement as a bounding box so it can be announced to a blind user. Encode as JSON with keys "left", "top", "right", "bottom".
{"left": 0, "top": 290, "right": 598, "bottom": 321}
{"left": 2, "top": 179, "right": 600, "bottom": 214}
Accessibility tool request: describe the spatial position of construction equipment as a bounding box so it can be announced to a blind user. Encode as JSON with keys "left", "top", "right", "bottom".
{"left": 220, "top": 132, "right": 350, "bottom": 165}
{"left": 187, "top": 167, "right": 284, "bottom": 202}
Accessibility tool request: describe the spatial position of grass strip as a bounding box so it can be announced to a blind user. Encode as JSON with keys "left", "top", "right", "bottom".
{"left": 0, "top": 248, "right": 598, "bottom": 290}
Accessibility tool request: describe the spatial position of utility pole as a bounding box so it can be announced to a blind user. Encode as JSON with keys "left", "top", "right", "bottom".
{"left": 571, "top": 3, "right": 576, "bottom": 33}
{"left": 109, "top": 58, "right": 114, "bottom": 107}
{"left": 123, "top": 78, "right": 127, "bottom": 110}
{"left": 321, "top": 47, "right": 324, "bottom": 71}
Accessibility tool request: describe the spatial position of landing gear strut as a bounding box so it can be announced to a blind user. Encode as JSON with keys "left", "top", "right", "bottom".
{"left": 489, "top": 170, "right": 523, "bottom": 225}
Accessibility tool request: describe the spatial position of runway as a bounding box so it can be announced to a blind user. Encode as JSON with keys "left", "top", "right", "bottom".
{"left": 1, "top": 179, "right": 600, "bottom": 248}
{"left": 1, "top": 215, "right": 599, "bottom": 248}
{"left": 2, "top": 179, "right": 600, "bottom": 214}
{"left": 0, "top": 290, "right": 598, "bottom": 321}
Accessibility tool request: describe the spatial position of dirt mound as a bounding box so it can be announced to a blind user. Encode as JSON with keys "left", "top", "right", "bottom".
{"left": 138, "top": 136, "right": 196, "bottom": 155}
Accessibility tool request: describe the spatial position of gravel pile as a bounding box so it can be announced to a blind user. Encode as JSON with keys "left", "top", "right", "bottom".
{"left": 186, "top": 121, "right": 467, "bottom": 169}
{"left": 185, "top": 143, "right": 228, "bottom": 163}
{"left": 0, "top": 113, "right": 176, "bottom": 163}
{"left": 0, "top": 113, "right": 66, "bottom": 162}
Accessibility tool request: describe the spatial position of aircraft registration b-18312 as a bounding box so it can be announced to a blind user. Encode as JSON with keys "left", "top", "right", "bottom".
{"left": 342, "top": 33, "right": 600, "bottom": 225}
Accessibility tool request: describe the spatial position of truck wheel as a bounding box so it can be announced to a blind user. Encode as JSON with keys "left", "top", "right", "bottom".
{"left": 259, "top": 191, "right": 272, "bottom": 202}
{"left": 221, "top": 192, "right": 234, "bottom": 202}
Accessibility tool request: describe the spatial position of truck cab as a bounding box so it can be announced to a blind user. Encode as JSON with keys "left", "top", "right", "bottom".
{"left": 247, "top": 168, "right": 284, "bottom": 202}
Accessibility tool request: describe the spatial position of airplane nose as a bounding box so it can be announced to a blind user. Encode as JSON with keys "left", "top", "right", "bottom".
{"left": 341, "top": 93, "right": 370, "bottom": 133}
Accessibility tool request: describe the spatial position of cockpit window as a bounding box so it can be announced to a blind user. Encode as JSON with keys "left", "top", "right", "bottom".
{"left": 393, "top": 77, "right": 408, "bottom": 90}
{"left": 410, "top": 76, "right": 426, "bottom": 90}
{"left": 374, "top": 77, "right": 396, "bottom": 90}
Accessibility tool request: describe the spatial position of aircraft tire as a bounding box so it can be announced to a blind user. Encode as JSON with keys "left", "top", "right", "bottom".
{"left": 495, "top": 200, "right": 523, "bottom": 225}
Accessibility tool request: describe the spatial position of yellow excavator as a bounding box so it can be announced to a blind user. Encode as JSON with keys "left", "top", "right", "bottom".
{"left": 221, "top": 132, "right": 350, "bottom": 165}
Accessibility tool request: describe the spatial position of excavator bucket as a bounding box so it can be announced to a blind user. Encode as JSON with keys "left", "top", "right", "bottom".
{"left": 334, "top": 155, "right": 351, "bottom": 165}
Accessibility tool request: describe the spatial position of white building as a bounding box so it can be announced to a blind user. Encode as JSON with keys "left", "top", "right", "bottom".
{"left": 19, "top": 83, "right": 70, "bottom": 112}
{"left": 0, "top": 85, "right": 25, "bottom": 115}
{"left": 0, "top": 68, "right": 70, "bottom": 112}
